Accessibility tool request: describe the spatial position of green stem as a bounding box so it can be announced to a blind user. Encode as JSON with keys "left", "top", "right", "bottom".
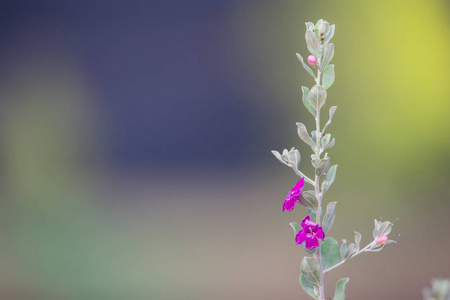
{"left": 323, "top": 243, "right": 374, "bottom": 273}
{"left": 313, "top": 60, "right": 325, "bottom": 300}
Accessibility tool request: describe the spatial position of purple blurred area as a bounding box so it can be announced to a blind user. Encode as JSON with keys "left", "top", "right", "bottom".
{"left": 0, "top": 0, "right": 272, "bottom": 171}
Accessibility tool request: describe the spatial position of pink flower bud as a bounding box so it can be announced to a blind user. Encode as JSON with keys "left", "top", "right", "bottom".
{"left": 307, "top": 55, "right": 318, "bottom": 67}
{"left": 376, "top": 235, "right": 389, "bottom": 246}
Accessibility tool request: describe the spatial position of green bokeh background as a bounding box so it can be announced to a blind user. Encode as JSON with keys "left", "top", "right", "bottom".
{"left": 0, "top": 0, "right": 449, "bottom": 299}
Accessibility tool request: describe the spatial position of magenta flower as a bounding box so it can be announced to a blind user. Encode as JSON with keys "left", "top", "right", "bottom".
{"left": 295, "top": 216, "right": 325, "bottom": 249}
{"left": 282, "top": 178, "right": 304, "bottom": 212}
{"left": 376, "top": 235, "right": 389, "bottom": 246}
{"left": 307, "top": 55, "right": 318, "bottom": 67}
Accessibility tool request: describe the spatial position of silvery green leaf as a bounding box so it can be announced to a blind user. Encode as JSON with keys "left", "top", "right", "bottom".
{"left": 326, "top": 164, "right": 338, "bottom": 182}
{"left": 323, "top": 165, "right": 338, "bottom": 193}
{"left": 321, "top": 237, "right": 340, "bottom": 270}
{"left": 340, "top": 240, "right": 347, "bottom": 260}
{"left": 376, "top": 220, "right": 383, "bottom": 231}
{"left": 344, "top": 243, "right": 358, "bottom": 259}
{"left": 322, "top": 65, "right": 335, "bottom": 90}
{"left": 311, "top": 158, "right": 320, "bottom": 169}
{"left": 299, "top": 191, "right": 318, "bottom": 211}
{"left": 296, "top": 53, "right": 316, "bottom": 79}
{"left": 318, "top": 21, "right": 330, "bottom": 39}
{"left": 322, "top": 157, "right": 331, "bottom": 173}
{"left": 320, "top": 134, "right": 331, "bottom": 148}
{"left": 320, "top": 43, "right": 334, "bottom": 71}
{"left": 301, "top": 86, "right": 316, "bottom": 117}
{"left": 305, "top": 30, "right": 321, "bottom": 58}
{"left": 384, "top": 240, "right": 396, "bottom": 247}
{"left": 315, "top": 19, "right": 323, "bottom": 28}
{"left": 311, "top": 154, "right": 320, "bottom": 160}
{"left": 323, "top": 106, "right": 337, "bottom": 131}
{"left": 315, "top": 157, "right": 330, "bottom": 176}
{"left": 322, "top": 202, "right": 337, "bottom": 234}
{"left": 289, "top": 222, "right": 301, "bottom": 236}
{"left": 333, "top": 278, "right": 349, "bottom": 300}
{"left": 305, "top": 22, "right": 315, "bottom": 32}
{"left": 314, "top": 286, "right": 320, "bottom": 298}
{"left": 286, "top": 148, "right": 301, "bottom": 172}
{"left": 311, "top": 154, "right": 320, "bottom": 169}
{"left": 308, "top": 85, "right": 327, "bottom": 111}
{"left": 354, "top": 231, "right": 362, "bottom": 251}
{"left": 322, "top": 138, "right": 335, "bottom": 152}
{"left": 377, "top": 221, "right": 393, "bottom": 237}
{"left": 296, "top": 122, "right": 315, "bottom": 150}
{"left": 271, "top": 150, "right": 290, "bottom": 166}
{"left": 306, "top": 208, "right": 316, "bottom": 220}
{"left": 313, "top": 20, "right": 322, "bottom": 38}
{"left": 300, "top": 274, "right": 318, "bottom": 299}
{"left": 373, "top": 219, "right": 379, "bottom": 239}
{"left": 311, "top": 131, "right": 319, "bottom": 145}
{"left": 301, "top": 257, "right": 321, "bottom": 287}
{"left": 324, "top": 24, "right": 335, "bottom": 45}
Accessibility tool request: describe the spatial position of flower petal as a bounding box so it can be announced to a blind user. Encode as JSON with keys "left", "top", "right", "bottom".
{"left": 304, "top": 236, "right": 319, "bottom": 249}
{"left": 292, "top": 177, "right": 305, "bottom": 193}
{"left": 303, "top": 217, "right": 318, "bottom": 229}
{"left": 282, "top": 196, "right": 296, "bottom": 212}
{"left": 301, "top": 216, "right": 311, "bottom": 226}
{"left": 315, "top": 227, "right": 325, "bottom": 240}
{"left": 295, "top": 230, "right": 306, "bottom": 245}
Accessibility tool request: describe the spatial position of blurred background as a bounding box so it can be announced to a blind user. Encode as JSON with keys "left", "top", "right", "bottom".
{"left": 0, "top": 0, "right": 448, "bottom": 299}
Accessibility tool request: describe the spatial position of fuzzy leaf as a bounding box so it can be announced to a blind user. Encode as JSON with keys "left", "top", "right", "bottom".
{"left": 321, "top": 237, "right": 340, "bottom": 270}
{"left": 373, "top": 219, "right": 379, "bottom": 239}
{"left": 344, "top": 243, "right": 357, "bottom": 259}
{"left": 301, "top": 86, "right": 316, "bottom": 117}
{"left": 306, "top": 208, "right": 316, "bottom": 220}
{"left": 324, "top": 24, "right": 335, "bottom": 45}
{"left": 320, "top": 134, "right": 331, "bottom": 148}
{"left": 308, "top": 85, "right": 327, "bottom": 111}
{"left": 315, "top": 157, "right": 330, "bottom": 176}
{"left": 322, "top": 64, "right": 335, "bottom": 90}
{"left": 305, "top": 22, "right": 315, "bottom": 31}
{"left": 289, "top": 222, "right": 301, "bottom": 236}
{"left": 322, "top": 202, "right": 337, "bottom": 234}
{"left": 323, "top": 106, "right": 337, "bottom": 131}
{"left": 377, "top": 221, "right": 393, "bottom": 237}
{"left": 296, "top": 122, "right": 315, "bottom": 150}
{"left": 271, "top": 150, "right": 288, "bottom": 165}
{"left": 300, "top": 274, "right": 318, "bottom": 299}
{"left": 320, "top": 43, "right": 334, "bottom": 71}
{"left": 340, "top": 240, "right": 347, "bottom": 260}
{"left": 354, "top": 231, "right": 362, "bottom": 251}
{"left": 305, "top": 30, "right": 320, "bottom": 58}
{"left": 301, "top": 257, "right": 321, "bottom": 287}
{"left": 322, "top": 138, "right": 335, "bottom": 152}
{"left": 299, "top": 191, "right": 319, "bottom": 211}
{"left": 333, "top": 278, "right": 349, "bottom": 300}
{"left": 323, "top": 165, "right": 338, "bottom": 192}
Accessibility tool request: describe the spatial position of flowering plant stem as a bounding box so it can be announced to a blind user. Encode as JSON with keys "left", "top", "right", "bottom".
{"left": 272, "top": 19, "right": 396, "bottom": 300}
{"left": 313, "top": 58, "right": 325, "bottom": 300}
{"left": 323, "top": 243, "right": 372, "bottom": 273}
